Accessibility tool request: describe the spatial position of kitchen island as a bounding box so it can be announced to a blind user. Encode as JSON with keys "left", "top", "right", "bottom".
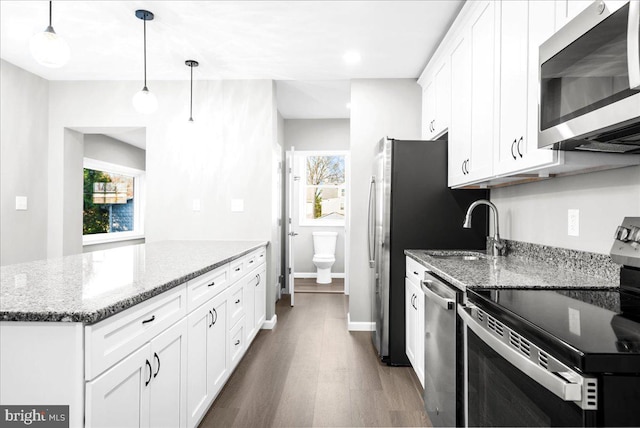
{"left": 0, "top": 240, "right": 269, "bottom": 428}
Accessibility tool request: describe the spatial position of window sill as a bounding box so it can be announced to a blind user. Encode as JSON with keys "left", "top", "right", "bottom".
{"left": 83, "top": 233, "right": 145, "bottom": 246}
{"left": 298, "top": 222, "right": 345, "bottom": 228}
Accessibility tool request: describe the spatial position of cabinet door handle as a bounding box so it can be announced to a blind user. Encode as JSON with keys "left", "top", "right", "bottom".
{"left": 461, "top": 161, "right": 466, "bottom": 174}
{"left": 249, "top": 260, "right": 254, "bottom": 264}
{"left": 145, "top": 359, "right": 152, "bottom": 386}
{"left": 209, "top": 310, "right": 214, "bottom": 328}
{"left": 432, "top": 120, "right": 436, "bottom": 132}
{"left": 235, "top": 299, "right": 241, "bottom": 304}
{"left": 142, "top": 315, "right": 155, "bottom": 325}
{"left": 259, "top": 254, "right": 264, "bottom": 258}
{"left": 235, "top": 339, "right": 241, "bottom": 346}
{"left": 207, "top": 281, "right": 216, "bottom": 287}
{"left": 235, "top": 267, "right": 241, "bottom": 272}
{"left": 212, "top": 308, "right": 218, "bottom": 325}
{"left": 517, "top": 136, "right": 523, "bottom": 158}
{"left": 153, "top": 352, "right": 160, "bottom": 378}
{"left": 256, "top": 273, "right": 260, "bottom": 286}
{"left": 511, "top": 139, "right": 517, "bottom": 160}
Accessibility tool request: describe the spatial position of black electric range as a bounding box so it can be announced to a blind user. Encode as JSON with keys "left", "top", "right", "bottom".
{"left": 462, "top": 217, "right": 640, "bottom": 427}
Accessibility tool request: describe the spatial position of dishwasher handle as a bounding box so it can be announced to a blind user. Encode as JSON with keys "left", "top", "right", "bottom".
{"left": 421, "top": 279, "right": 455, "bottom": 311}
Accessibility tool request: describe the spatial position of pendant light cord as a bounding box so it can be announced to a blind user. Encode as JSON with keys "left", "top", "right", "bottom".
{"left": 189, "top": 65, "right": 194, "bottom": 120}
{"left": 143, "top": 16, "right": 147, "bottom": 88}
{"left": 49, "top": 1, "right": 52, "bottom": 27}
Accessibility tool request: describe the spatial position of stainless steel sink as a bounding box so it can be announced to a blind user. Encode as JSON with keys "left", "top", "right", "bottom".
{"left": 426, "top": 251, "right": 487, "bottom": 261}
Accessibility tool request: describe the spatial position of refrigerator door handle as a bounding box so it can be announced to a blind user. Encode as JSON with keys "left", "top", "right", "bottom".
{"left": 367, "top": 176, "right": 376, "bottom": 268}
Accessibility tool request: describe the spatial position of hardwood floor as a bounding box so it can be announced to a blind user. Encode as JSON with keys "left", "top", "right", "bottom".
{"left": 199, "top": 293, "right": 430, "bottom": 428}
{"left": 295, "top": 278, "right": 345, "bottom": 294}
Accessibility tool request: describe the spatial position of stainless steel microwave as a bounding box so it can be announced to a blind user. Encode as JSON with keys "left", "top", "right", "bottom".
{"left": 538, "top": 0, "right": 640, "bottom": 153}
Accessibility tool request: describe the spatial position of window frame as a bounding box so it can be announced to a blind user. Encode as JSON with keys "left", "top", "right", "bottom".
{"left": 297, "top": 151, "right": 348, "bottom": 227}
{"left": 82, "top": 158, "right": 145, "bottom": 246}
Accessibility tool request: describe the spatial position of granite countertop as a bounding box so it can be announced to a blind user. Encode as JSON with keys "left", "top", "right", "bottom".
{"left": 0, "top": 240, "right": 267, "bottom": 324}
{"left": 405, "top": 248, "right": 620, "bottom": 292}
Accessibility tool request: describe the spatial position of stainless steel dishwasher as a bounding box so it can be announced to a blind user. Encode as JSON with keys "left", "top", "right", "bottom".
{"left": 421, "top": 271, "right": 464, "bottom": 428}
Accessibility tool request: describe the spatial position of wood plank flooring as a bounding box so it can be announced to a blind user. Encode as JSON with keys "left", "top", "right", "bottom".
{"left": 295, "top": 278, "right": 345, "bottom": 294}
{"left": 199, "top": 293, "right": 430, "bottom": 428}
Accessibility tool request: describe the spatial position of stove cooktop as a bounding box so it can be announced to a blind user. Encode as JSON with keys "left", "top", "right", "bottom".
{"left": 467, "top": 283, "right": 640, "bottom": 374}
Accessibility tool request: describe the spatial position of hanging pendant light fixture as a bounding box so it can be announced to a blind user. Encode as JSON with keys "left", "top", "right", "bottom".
{"left": 30, "top": 1, "right": 70, "bottom": 68}
{"left": 132, "top": 9, "right": 158, "bottom": 114}
{"left": 185, "top": 60, "right": 199, "bottom": 122}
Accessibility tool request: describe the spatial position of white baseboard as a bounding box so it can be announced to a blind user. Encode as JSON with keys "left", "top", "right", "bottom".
{"left": 294, "top": 272, "right": 345, "bottom": 279}
{"left": 347, "top": 313, "right": 375, "bottom": 331}
{"left": 261, "top": 315, "right": 277, "bottom": 330}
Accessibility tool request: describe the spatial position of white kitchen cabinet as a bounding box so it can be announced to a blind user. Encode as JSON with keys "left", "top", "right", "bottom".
{"left": 86, "top": 318, "right": 187, "bottom": 428}
{"left": 244, "top": 265, "right": 267, "bottom": 343}
{"left": 405, "top": 276, "right": 424, "bottom": 388}
{"left": 495, "top": 0, "right": 559, "bottom": 176}
{"left": 186, "top": 290, "right": 229, "bottom": 428}
{"left": 555, "top": 0, "right": 592, "bottom": 29}
{"left": 448, "top": 0, "right": 496, "bottom": 187}
{"left": 421, "top": 60, "right": 451, "bottom": 140}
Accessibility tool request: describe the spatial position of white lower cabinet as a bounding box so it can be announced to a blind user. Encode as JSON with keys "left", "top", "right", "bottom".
{"left": 186, "top": 290, "right": 229, "bottom": 428}
{"left": 244, "top": 265, "right": 268, "bottom": 344}
{"left": 405, "top": 277, "right": 425, "bottom": 387}
{"left": 86, "top": 318, "right": 188, "bottom": 428}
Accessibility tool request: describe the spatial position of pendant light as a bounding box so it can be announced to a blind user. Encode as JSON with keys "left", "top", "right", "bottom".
{"left": 30, "top": 1, "right": 70, "bottom": 68}
{"left": 185, "top": 60, "right": 199, "bottom": 122}
{"left": 132, "top": 10, "right": 158, "bottom": 114}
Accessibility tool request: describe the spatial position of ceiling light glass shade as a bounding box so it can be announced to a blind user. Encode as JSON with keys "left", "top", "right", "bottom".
{"left": 132, "top": 87, "right": 158, "bottom": 114}
{"left": 30, "top": 27, "right": 70, "bottom": 68}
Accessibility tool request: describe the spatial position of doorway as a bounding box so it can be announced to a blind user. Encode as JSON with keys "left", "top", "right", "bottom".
{"left": 284, "top": 149, "right": 350, "bottom": 305}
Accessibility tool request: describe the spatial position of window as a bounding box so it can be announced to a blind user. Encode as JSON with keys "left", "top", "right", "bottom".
{"left": 299, "top": 153, "right": 347, "bottom": 226}
{"left": 83, "top": 159, "right": 145, "bottom": 245}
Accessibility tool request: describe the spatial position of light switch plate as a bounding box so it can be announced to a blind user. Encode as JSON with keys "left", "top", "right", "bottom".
{"left": 192, "top": 199, "right": 201, "bottom": 212}
{"left": 15, "top": 196, "right": 27, "bottom": 211}
{"left": 568, "top": 209, "right": 579, "bottom": 236}
{"left": 231, "top": 199, "right": 244, "bottom": 212}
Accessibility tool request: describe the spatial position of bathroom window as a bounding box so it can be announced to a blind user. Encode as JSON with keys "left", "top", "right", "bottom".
{"left": 299, "top": 154, "right": 347, "bottom": 226}
{"left": 83, "top": 158, "right": 145, "bottom": 245}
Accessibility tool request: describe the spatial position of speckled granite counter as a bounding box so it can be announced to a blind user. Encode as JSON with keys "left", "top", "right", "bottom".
{"left": 405, "top": 245, "right": 620, "bottom": 292}
{"left": 0, "top": 240, "right": 267, "bottom": 324}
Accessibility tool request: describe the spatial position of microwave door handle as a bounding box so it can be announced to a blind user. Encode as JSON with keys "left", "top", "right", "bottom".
{"left": 629, "top": 0, "right": 640, "bottom": 89}
{"left": 367, "top": 176, "right": 376, "bottom": 268}
{"left": 458, "top": 305, "right": 583, "bottom": 403}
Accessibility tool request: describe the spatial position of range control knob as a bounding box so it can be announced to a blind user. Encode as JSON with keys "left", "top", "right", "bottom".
{"left": 628, "top": 226, "right": 640, "bottom": 243}
{"left": 615, "top": 226, "right": 630, "bottom": 241}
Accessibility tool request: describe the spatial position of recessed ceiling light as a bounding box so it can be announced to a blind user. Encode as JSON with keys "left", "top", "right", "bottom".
{"left": 343, "top": 51, "right": 361, "bottom": 65}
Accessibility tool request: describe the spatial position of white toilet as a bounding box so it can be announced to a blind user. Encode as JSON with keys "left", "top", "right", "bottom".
{"left": 312, "top": 232, "right": 338, "bottom": 284}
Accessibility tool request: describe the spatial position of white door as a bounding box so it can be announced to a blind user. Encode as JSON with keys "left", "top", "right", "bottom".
{"left": 148, "top": 318, "right": 187, "bottom": 428}
{"left": 86, "top": 344, "right": 151, "bottom": 428}
{"left": 286, "top": 148, "right": 297, "bottom": 306}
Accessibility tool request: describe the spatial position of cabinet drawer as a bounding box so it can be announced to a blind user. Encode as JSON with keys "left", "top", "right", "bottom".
{"left": 229, "top": 258, "right": 245, "bottom": 282}
{"left": 245, "top": 247, "right": 266, "bottom": 271}
{"left": 187, "top": 263, "right": 230, "bottom": 312}
{"left": 229, "top": 318, "right": 245, "bottom": 369}
{"left": 85, "top": 285, "right": 187, "bottom": 380}
{"left": 406, "top": 257, "right": 428, "bottom": 285}
{"left": 228, "top": 280, "right": 244, "bottom": 328}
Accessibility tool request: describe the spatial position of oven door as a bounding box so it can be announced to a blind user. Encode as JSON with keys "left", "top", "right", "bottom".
{"left": 460, "top": 305, "right": 597, "bottom": 427}
{"left": 538, "top": 1, "right": 640, "bottom": 151}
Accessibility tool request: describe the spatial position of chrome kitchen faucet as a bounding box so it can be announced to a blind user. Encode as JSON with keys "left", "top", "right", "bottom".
{"left": 463, "top": 199, "right": 506, "bottom": 256}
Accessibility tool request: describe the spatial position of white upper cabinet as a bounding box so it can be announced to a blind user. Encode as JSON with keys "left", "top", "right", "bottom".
{"left": 495, "top": 0, "right": 559, "bottom": 176}
{"left": 448, "top": 0, "right": 496, "bottom": 187}
{"left": 555, "top": 0, "right": 593, "bottom": 29}
{"left": 421, "top": 60, "right": 451, "bottom": 140}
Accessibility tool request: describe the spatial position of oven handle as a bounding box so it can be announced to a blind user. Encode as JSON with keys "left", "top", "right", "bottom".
{"left": 629, "top": 0, "right": 640, "bottom": 89}
{"left": 421, "top": 279, "right": 454, "bottom": 311}
{"left": 458, "top": 304, "right": 582, "bottom": 403}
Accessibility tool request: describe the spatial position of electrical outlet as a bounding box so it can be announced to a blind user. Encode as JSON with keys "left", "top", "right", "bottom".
{"left": 15, "top": 196, "right": 27, "bottom": 210}
{"left": 568, "top": 209, "right": 579, "bottom": 236}
{"left": 192, "top": 199, "right": 201, "bottom": 212}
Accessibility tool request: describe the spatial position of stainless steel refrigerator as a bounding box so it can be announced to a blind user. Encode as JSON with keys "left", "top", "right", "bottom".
{"left": 368, "top": 137, "right": 488, "bottom": 366}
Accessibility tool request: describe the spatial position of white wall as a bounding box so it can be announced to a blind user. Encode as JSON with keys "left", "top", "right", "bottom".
{"left": 0, "top": 60, "right": 49, "bottom": 266}
{"left": 84, "top": 134, "right": 146, "bottom": 170}
{"left": 491, "top": 165, "right": 640, "bottom": 254}
{"left": 284, "top": 119, "right": 350, "bottom": 276}
{"left": 348, "top": 79, "right": 421, "bottom": 324}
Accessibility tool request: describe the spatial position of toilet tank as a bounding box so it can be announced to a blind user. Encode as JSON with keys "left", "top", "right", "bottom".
{"left": 312, "top": 231, "right": 338, "bottom": 255}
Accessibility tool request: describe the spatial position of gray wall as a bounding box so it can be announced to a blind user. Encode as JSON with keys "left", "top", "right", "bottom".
{"left": 491, "top": 166, "right": 640, "bottom": 254}
{"left": 0, "top": 60, "right": 49, "bottom": 266}
{"left": 284, "top": 119, "right": 350, "bottom": 276}
{"left": 348, "top": 79, "right": 422, "bottom": 324}
{"left": 84, "top": 134, "right": 146, "bottom": 170}
{"left": 283, "top": 119, "right": 350, "bottom": 151}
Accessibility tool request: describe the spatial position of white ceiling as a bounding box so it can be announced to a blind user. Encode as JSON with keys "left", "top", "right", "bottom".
{"left": 0, "top": 0, "right": 464, "bottom": 118}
